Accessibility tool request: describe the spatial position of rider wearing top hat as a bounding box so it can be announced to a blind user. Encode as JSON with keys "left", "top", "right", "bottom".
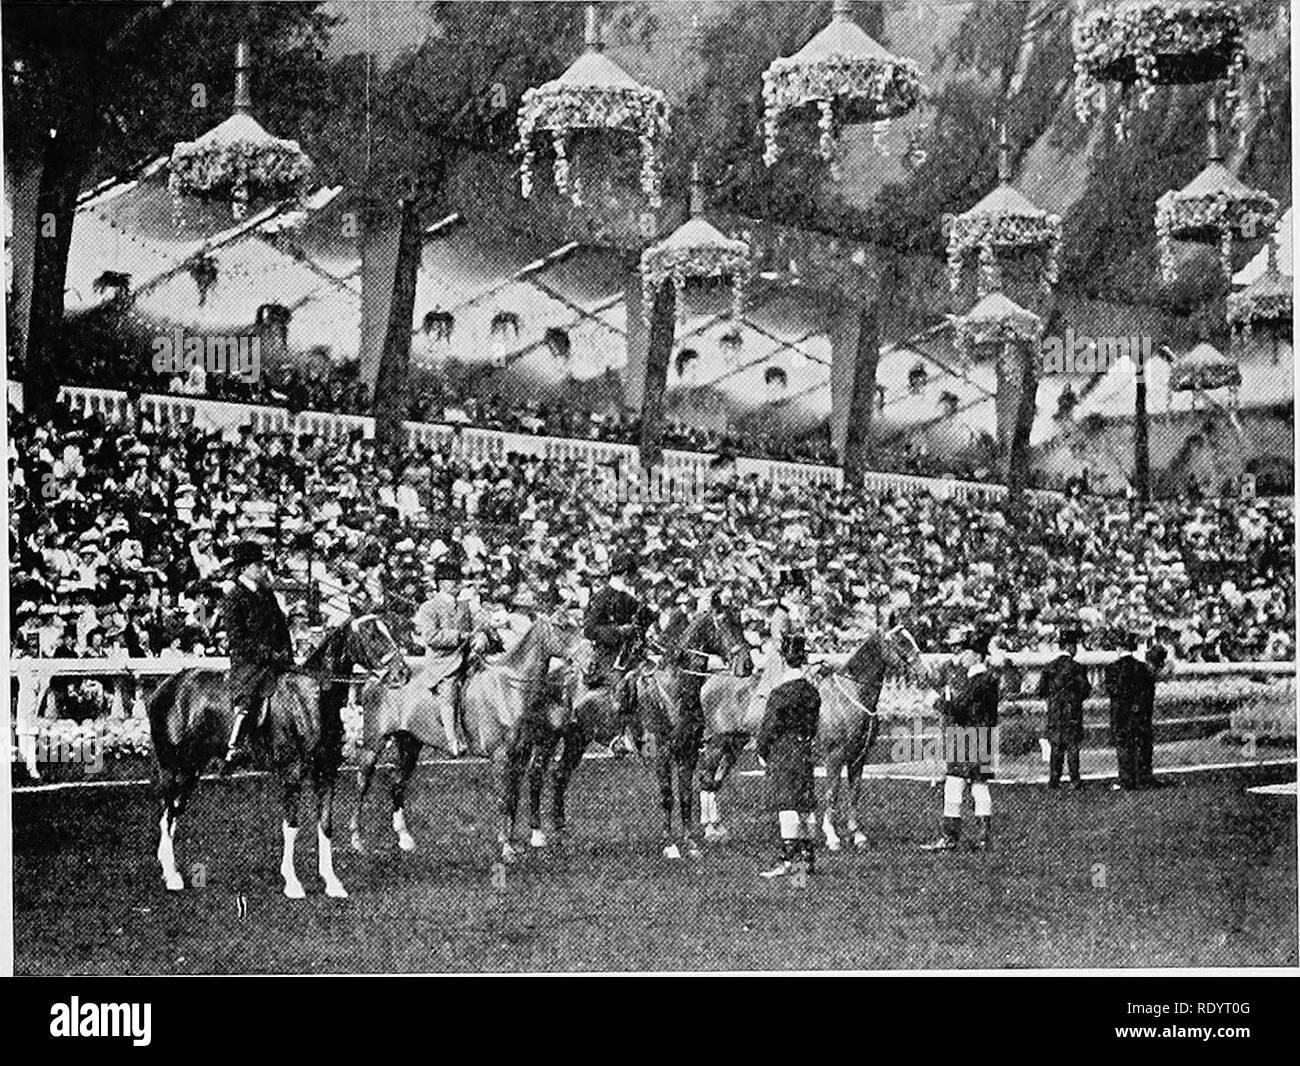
{"left": 221, "top": 540, "right": 295, "bottom": 771}
{"left": 584, "top": 551, "right": 655, "bottom": 756}
{"left": 754, "top": 567, "right": 810, "bottom": 712}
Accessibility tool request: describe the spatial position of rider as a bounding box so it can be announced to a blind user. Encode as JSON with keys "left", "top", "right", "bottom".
{"left": 583, "top": 551, "right": 654, "bottom": 757}
{"left": 753, "top": 567, "right": 810, "bottom": 714}
{"left": 221, "top": 540, "right": 295, "bottom": 773}
{"left": 672, "top": 579, "right": 745, "bottom": 755}
{"left": 412, "top": 557, "right": 489, "bottom": 757}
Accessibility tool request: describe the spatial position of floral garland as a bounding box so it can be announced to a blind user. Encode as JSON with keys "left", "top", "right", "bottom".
{"left": 640, "top": 242, "right": 749, "bottom": 326}
{"left": 1073, "top": 2, "right": 1246, "bottom": 129}
{"left": 952, "top": 304, "right": 1044, "bottom": 361}
{"left": 169, "top": 138, "right": 312, "bottom": 218}
{"left": 762, "top": 53, "right": 922, "bottom": 177}
{"left": 1226, "top": 288, "right": 1293, "bottom": 342}
{"left": 946, "top": 211, "right": 1063, "bottom": 296}
{"left": 516, "top": 83, "right": 669, "bottom": 207}
{"left": 1154, "top": 187, "right": 1278, "bottom": 282}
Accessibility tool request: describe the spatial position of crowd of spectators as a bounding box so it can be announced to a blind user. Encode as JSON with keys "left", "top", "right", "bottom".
{"left": 10, "top": 398, "right": 1295, "bottom": 687}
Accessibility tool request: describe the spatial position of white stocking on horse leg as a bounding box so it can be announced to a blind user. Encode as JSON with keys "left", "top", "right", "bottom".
{"left": 280, "top": 822, "right": 306, "bottom": 899}
{"left": 392, "top": 808, "right": 416, "bottom": 852}
{"left": 822, "top": 813, "right": 842, "bottom": 851}
{"left": 317, "top": 825, "right": 348, "bottom": 898}
{"left": 529, "top": 828, "right": 547, "bottom": 848}
{"left": 158, "top": 811, "right": 184, "bottom": 891}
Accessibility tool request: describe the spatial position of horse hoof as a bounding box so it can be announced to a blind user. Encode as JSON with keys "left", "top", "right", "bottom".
{"left": 662, "top": 843, "right": 682, "bottom": 860}
{"left": 397, "top": 833, "right": 417, "bottom": 853}
{"left": 686, "top": 840, "right": 703, "bottom": 860}
{"left": 853, "top": 831, "right": 869, "bottom": 849}
{"left": 323, "top": 880, "right": 349, "bottom": 899}
{"left": 501, "top": 844, "right": 517, "bottom": 864}
{"left": 826, "top": 837, "right": 842, "bottom": 852}
{"left": 163, "top": 872, "right": 184, "bottom": 892}
{"left": 283, "top": 880, "right": 307, "bottom": 900}
{"left": 350, "top": 833, "right": 366, "bottom": 854}
{"left": 529, "top": 829, "right": 547, "bottom": 849}
{"left": 704, "top": 825, "right": 729, "bottom": 842}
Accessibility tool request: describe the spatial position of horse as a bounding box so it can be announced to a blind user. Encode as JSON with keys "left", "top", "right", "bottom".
{"left": 348, "top": 613, "right": 583, "bottom": 862}
{"left": 147, "top": 612, "right": 402, "bottom": 898}
{"left": 628, "top": 607, "right": 752, "bottom": 859}
{"left": 696, "top": 625, "right": 926, "bottom": 850}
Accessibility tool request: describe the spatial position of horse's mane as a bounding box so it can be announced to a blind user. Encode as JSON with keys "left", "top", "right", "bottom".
{"left": 301, "top": 621, "right": 346, "bottom": 675}
{"left": 840, "top": 630, "right": 885, "bottom": 680}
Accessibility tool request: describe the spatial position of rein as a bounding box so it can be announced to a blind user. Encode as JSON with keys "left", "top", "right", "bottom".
{"left": 831, "top": 673, "right": 878, "bottom": 718}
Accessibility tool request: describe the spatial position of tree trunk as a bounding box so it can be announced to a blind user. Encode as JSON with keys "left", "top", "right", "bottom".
{"left": 371, "top": 196, "right": 422, "bottom": 461}
{"left": 23, "top": 75, "right": 94, "bottom": 415}
{"left": 1005, "top": 339, "right": 1039, "bottom": 522}
{"left": 638, "top": 279, "right": 675, "bottom": 470}
{"left": 841, "top": 300, "right": 881, "bottom": 482}
{"left": 1134, "top": 363, "right": 1150, "bottom": 505}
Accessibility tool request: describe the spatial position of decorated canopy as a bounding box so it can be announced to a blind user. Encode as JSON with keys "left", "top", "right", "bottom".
{"left": 947, "top": 128, "right": 1062, "bottom": 296}
{"left": 1073, "top": 1, "right": 1246, "bottom": 129}
{"left": 516, "top": 5, "right": 669, "bottom": 207}
{"left": 1227, "top": 239, "right": 1293, "bottom": 341}
{"left": 640, "top": 166, "right": 750, "bottom": 325}
{"left": 761, "top": 0, "right": 922, "bottom": 179}
{"left": 169, "top": 42, "right": 312, "bottom": 220}
{"left": 951, "top": 291, "right": 1044, "bottom": 360}
{"left": 1169, "top": 341, "right": 1241, "bottom": 392}
{"left": 1155, "top": 159, "right": 1278, "bottom": 283}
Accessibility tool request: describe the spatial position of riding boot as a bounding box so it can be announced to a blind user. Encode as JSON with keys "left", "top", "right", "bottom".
{"left": 920, "top": 816, "right": 961, "bottom": 852}
{"left": 971, "top": 816, "right": 991, "bottom": 852}
{"left": 759, "top": 839, "right": 796, "bottom": 878}
{"left": 220, "top": 710, "right": 249, "bottom": 776}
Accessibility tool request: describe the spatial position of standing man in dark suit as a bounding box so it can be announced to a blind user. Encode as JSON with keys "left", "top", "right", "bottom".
{"left": 221, "top": 540, "right": 295, "bottom": 771}
{"left": 584, "top": 552, "right": 654, "bottom": 756}
{"left": 756, "top": 632, "right": 821, "bottom": 878}
{"left": 922, "top": 627, "right": 1000, "bottom": 852}
{"left": 1105, "top": 629, "right": 1157, "bottom": 791}
{"left": 1039, "top": 626, "right": 1092, "bottom": 790}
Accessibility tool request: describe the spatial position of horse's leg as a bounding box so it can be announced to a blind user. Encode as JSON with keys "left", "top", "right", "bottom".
{"left": 698, "top": 733, "right": 745, "bottom": 841}
{"left": 280, "top": 778, "right": 307, "bottom": 899}
{"left": 349, "top": 736, "right": 386, "bottom": 853}
{"left": 497, "top": 734, "right": 530, "bottom": 863}
{"left": 527, "top": 728, "right": 561, "bottom": 849}
{"left": 679, "top": 724, "right": 704, "bottom": 857}
{"left": 845, "top": 739, "right": 872, "bottom": 849}
{"left": 390, "top": 732, "right": 421, "bottom": 852}
{"left": 156, "top": 767, "right": 194, "bottom": 892}
{"left": 821, "top": 744, "right": 845, "bottom": 852}
{"left": 313, "top": 755, "right": 347, "bottom": 899}
{"left": 654, "top": 738, "right": 679, "bottom": 859}
{"left": 550, "top": 722, "right": 588, "bottom": 836}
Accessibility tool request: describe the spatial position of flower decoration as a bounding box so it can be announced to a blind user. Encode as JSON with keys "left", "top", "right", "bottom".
{"left": 951, "top": 291, "right": 1044, "bottom": 360}
{"left": 947, "top": 185, "right": 1063, "bottom": 296}
{"left": 1154, "top": 161, "right": 1278, "bottom": 282}
{"left": 1073, "top": 1, "right": 1247, "bottom": 132}
{"left": 1227, "top": 241, "right": 1292, "bottom": 342}
{"left": 516, "top": 51, "right": 669, "bottom": 207}
{"left": 762, "top": 1, "right": 922, "bottom": 178}
{"left": 170, "top": 115, "right": 313, "bottom": 218}
{"left": 640, "top": 217, "right": 750, "bottom": 326}
{"left": 1169, "top": 340, "right": 1241, "bottom": 391}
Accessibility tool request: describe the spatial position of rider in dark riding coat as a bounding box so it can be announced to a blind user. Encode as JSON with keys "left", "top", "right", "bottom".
{"left": 222, "top": 540, "right": 295, "bottom": 771}
{"left": 583, "top": 552, "right": 655, "bottom": 756}
{"left": 670, "top": 581, "right": 749, "bottom": 756}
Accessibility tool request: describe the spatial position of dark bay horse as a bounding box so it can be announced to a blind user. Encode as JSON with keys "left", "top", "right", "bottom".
{"left": 629, "top": 608, "right": 752, "bottom": 859}
{"left": 349, "top": 613, "right": 583, "bottom": 862}
{"left": 148, "top": 613, "right": 402, "bottom": 897}
{"left": 697, "top": 625, "right": 926, "bottom": 849}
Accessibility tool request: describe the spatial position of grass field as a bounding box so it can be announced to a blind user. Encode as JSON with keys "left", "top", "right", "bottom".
{"left": 12, "top": 757, "right": 1298, "bottom": 973}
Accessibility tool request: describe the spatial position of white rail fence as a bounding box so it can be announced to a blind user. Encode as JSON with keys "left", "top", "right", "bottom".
{"left": 10, "top": 653, "right": 1293, "bottom": 776}
{"left": 55, "top": 384, "right": 1046, "bottom": 503}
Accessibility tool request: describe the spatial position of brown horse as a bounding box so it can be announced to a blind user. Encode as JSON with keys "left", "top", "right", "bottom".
{"left": 628, "top": 607, "right": 752, "bottom": 859}
{"left": 147, "top": 613, "right": 402, "bottom": 897}
{"left": 697, "top": 625, "right": 926, "bottom": 849}
{"left": 349, "top": 613, "right": 583, "bottom": 861}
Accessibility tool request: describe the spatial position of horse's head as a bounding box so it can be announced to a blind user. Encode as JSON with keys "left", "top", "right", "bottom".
{"left": 841, "top": 624, "right": 924, "bottom": 685}
{"left": 527, "top": 610, "right": 586, "bottom": 670}
{"left": 341, "top": 613, "right": 409, "bottom": 685}
{"left": 709, "top": 606, "right": 754, "bottom": 678}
